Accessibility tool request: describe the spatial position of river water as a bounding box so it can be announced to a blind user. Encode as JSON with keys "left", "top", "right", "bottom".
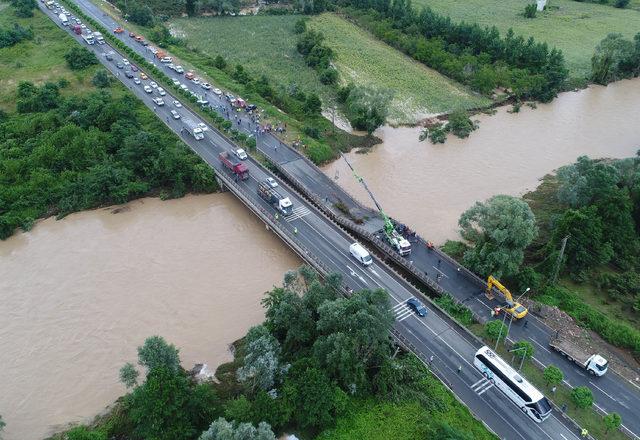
{"left": 0, "top": 194, "right": 300, "bottom": 440}
{"left": 323, "top": 78, "right": 640, "bottom": 244}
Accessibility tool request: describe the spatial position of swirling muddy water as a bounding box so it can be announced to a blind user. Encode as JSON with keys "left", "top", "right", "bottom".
{"left": 0, "top": 194, "right": 300, "bottom": 440}
{"left": 323, "top": 78, "right": 640, "bottom": 244}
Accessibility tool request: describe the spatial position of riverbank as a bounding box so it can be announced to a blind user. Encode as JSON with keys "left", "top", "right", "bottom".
{"left": 0, "top": 193, "right": 301, "bottom": 440}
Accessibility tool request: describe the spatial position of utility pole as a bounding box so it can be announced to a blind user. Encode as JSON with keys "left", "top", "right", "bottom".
{"left": 551, "top": 235, "right": 569, "bottom": 285}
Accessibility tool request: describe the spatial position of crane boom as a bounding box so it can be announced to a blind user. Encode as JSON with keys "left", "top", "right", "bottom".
{"left": 339, "top": 153, "right": 411, "bottom": 256}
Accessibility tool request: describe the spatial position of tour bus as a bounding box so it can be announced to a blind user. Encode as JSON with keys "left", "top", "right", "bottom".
{"left": 473, "top": 346, "right": 552, "bottom": 423}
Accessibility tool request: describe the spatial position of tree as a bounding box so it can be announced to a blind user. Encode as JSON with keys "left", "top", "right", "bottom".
{"left": 344, "top": 85, "right": 391, "bottom": 134}
{"left": 127, "top": 2, "right": 154, "bottom": 27}
{"left": 549, "top": 206, "right": 612, "bottom": 278}
{"left": 543, "top": 365, "right": 564, "bottom": 387}
{"left": 312, "top": 288, "right": 393, "bottom": 391}
{"left": 294, "top": 18, "right": 307, "bottom": 34}
{"left": 237, "top": 325, "right": 286, "bottom": 392}
{"left": 128, "top": 367, "right": 198, "bottom": 440}
{"left": 223, "top": 395, "right": 253, "bottom": 423}
{"left": 485, "top": 320, "right": 507, "bottom": 343}
{"left": 459, "top": 195, "right": 538, "bottom": 278}
{"left": 303, "top": 93, "right": 322, "bottom": 116}
{"left": 214, "top": 55, "right": 227, "bottom": 70}
{"left": 199, "top": 418, "right": 276, "bottom": 440}
{"left": 137, "top": 335, "right": 181, "bottom": 372}
{"left": 512, "top": 340, "right": 534, "bottom": 359}
{"left": 64, "top": 47, "right": 98, "bottom": 71}
{"left": 0, "top": 414, "right": 5, "bottom": 437}
{"left": 571, "top": 386, "right": 594, "bottom": 409}
{"left": 603, "top": 412, "right": 622, "bottom": 434}
{"left": 591, "top": 33, "right": 636, "bottom": 85}
{"left": 285, "top": 362, "right": 340, "bottom": 431}
{"left": 186, "top": 0, "right": 197, "bottom": 15}
{"left": 66, "top": 426, "right": 107, "bottom": 440}
{"left": 92, "top": 70, "right": 112, "bottom": 88}
{"left": 447, "top": 109, "right": 476, "bottom": 138}
{"left": 11, "top": 0, "right": 37, "bottom": 17}
{"left": 119, "top": 362, "right": 139, "bottom": 388}
{"left": 523, "top": 4, "right": 537, "bottom": 18}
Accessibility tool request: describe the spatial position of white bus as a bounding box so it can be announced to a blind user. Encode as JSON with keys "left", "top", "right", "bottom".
{"left": 474, "top": 346, "right": 552, "bottom": 423}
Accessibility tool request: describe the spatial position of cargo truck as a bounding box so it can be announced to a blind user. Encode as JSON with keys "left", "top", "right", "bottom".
{"left": 258, "top": 182, "right": 293, "bottom": 215}
{"left": 219, "top": 152, "right": 249, "bottom": 181}
{"left": 73, "top": 24, "right": 82, "bottom": 35}
{"left": 549, "top": 334, "right": 608, "bottom": 376}
{"left": 58, "top": 13, "right": 68, "bottom": 25}
{"left": 183, "top": 119, "right": 204, "bottom": 140}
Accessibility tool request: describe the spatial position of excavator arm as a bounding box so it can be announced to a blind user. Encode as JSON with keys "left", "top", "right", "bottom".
{"left": 487, "top": 275, "right": 528, "bottom": 319}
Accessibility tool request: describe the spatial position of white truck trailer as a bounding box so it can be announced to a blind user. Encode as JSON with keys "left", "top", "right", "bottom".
{"left": 183, "top": 119, "right": 204, "bottom": 140}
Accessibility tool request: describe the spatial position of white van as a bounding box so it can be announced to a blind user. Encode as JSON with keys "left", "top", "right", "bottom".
{"left": 350, "top": 242, "right": 372, "bottom": 266}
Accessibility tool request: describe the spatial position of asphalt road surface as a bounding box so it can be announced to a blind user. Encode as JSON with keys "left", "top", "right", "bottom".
{"left": 38, "top": 3, "right": 624, "bottom": 439}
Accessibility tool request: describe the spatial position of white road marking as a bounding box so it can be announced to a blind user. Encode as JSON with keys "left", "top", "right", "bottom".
{"left": 432, "top": 266, "right": 448, "bottom": 278}
{"left": 530, "top": 338, "right": 552, "bottom": 354}
{"left": 590, "top": 381, "right": 620, "bottom": 404}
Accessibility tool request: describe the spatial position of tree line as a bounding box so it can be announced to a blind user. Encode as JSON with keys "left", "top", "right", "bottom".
{"left": 0, "top": 78, "right": 217, "bottom": 240}
{"left": 54, "top": 267, "right": 495, "bottom": 440}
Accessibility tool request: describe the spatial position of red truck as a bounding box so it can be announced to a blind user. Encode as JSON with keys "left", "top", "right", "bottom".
{"left": 73, "top": 24, "right": 82, "bottom": 35}
{"left": 219, "top": 152, "right": 249, "bottom": 181}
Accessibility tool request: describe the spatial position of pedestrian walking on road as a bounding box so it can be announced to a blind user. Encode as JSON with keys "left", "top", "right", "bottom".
{"left": 561, "top": 403, "right": 567, "bottom": 412}
{"left": 294, "top": 227, "right": 298, "bottom": 234}
{"left": 523, "top": 320, "right": 529, "bottom": 329}
{"left": 438, "top": 259, "right": 441, "bottom": 267}
{"left": 457, "top": 365, "right": 462, "bottom": 374}
{"left": 429, "top": 355, "right": 434, "bottom": 365}
{"left": 275, "top": 213, "right": 279, "bottom": 221}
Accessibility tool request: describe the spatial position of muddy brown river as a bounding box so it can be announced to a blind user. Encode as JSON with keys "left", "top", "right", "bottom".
{"left": 1, "top": 79, "right": 640, "bottom": 440}
{"left": 323, "top": 78, "right": 640, "bottom": 243}
{"left": 0, "top": 194, "right": 300, "bottom": 440}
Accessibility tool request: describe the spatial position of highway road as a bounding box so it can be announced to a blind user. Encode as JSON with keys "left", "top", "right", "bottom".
{"left": 40, "top": 3, "right": 607, "bottom": 439}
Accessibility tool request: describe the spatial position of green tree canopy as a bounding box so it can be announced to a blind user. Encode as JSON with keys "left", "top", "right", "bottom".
{"left": 459, "top": 195, "right": 537, "bottom": 278}
{"left": 603, "top": 412, "right": 622, "bottom": 434}
{"left": 571, "top": 386, "right": 594, "bottom": 409}
{"left": 485, "top": 320, "right": 507, "bottom": 343}
{"left": 119, "top": 362, "right": 139, "bottom": 389}
{"left": 543, "top": 365, "right": 564, "bottom": 386}
{"left": 137, "top": 335, "right": 181, "bottom": 372}
{"left": 199, "top": 417, "right": 276, "bottom": 440}
{"left": 591, "top": 33, "right": 638, "bottom": 85}
{"left": 237, "top": 325, "right": 287, "bottom": 392}
{"left": 344, "top": 85, "right": 391, "bottom": 134}
{"left": 64, "top": 47, "right": 98, "bottom": 71}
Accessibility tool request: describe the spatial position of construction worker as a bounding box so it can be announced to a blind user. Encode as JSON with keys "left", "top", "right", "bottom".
{"left": 581, "top": 428, "right": 589, "bottom": 438}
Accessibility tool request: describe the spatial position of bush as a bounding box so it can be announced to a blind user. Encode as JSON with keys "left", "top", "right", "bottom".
{"left": 64, "top": 46, "right": 98, "bottom": 70}
{"left": 294, "top": 18, "right": 307, "bottom": 34}
{"left": 0, "top": 23, "right": 33, "bottom": 48}
{"left": 524, "top": 4, "right": 537, "bottom": 18}
{"left": 543, "top": 365, "right": 564, "bottom": 386}
{"left": 428, "top": 125, "right": 448, "bottom": 144}
{"left": 435, "top": 294, "right": 475, "bottom": 326}
{"left": 319, "top": 67, "right": 338, "bottom": 85}
{"left": 614, "top": 0, "right": 630, "bottom": 7}
{"left": 214, "top": 55, "right": 227, "bottom": 70}
{"left": 303, "top": 125, "right": 321, "bottom": 139}
{"left": 485, "top": 320, "right": 507, "bottom": 343}
{"left": 571, "top": 386, "right": 594, "bottom": 409}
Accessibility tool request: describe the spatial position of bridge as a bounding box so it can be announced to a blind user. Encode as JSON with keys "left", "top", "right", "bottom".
{"left": 40, "top": 2, "right": 639, "bottom": 439}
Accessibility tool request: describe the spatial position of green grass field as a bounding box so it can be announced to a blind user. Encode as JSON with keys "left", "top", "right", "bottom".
{"left": 171, "top": 14, "right": 490, "bottom": 123}
{"left": 411, "top": 0, "right": 640, "bottom": 78}
{"left": 308, "top": 13, "right": 490, "bottom": 123}
{"left": 0, "top": 5, "right": 103, "bottom": 110}
{"left": 171, "top": 15, "right": 332, "bottom": 98}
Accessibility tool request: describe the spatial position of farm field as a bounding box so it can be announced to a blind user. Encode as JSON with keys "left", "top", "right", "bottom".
{"left": 308, "top": 13, "right": 490, "bottom": 123}
{"left": 171, "top": 14, "right": 490, "bottom": 124}
{"left": 411, "top": 0, "right": 640, "bottom": 78}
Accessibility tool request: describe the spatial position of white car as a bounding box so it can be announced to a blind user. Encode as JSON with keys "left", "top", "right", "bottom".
{"left": 213, "top": 88, "right": 222, "bottom": 95}
{"left": 167, "top": 63, "right": 175, "bottom": 70}
{"left": 201, "top": 83, "right": 211, "bottom": 90}
{"left": 192, "top": 78, "right": 200, "bottom": 85}
{"left": 149, "top": 81, "right": 158, "bottom": 89}
{"left": 80, "top": 24, "right": 86, "bottom": 29}
{"left": 157, "top": 87, "right": 166, "bottom": 96}
{"left": 172, "top": 79, "right": 181, "bottom": 86}
{"left": 265, "top": 177, "right": 278, "bottom": 188}
{"left": 122, "top": 59, "right": 130, "bottom": 66}
{"left": 235, "top": 148, "right": 248, "bottom": 160}
{"left": 180, "top": 84, "right": 188, "bottom": 91}
{"left": 160, "top": 57, "right": 172, "bottom": 63}
{"left": 175, "top": 65, "right": 184, "bottom": 74}
{"left": 152, "top": 97, "right": 165, "bottom": 106}
{"left": 133, "top": 77, "right": 141, "bottom": 85}
{"left": 173, "top": 100, "right": 182, "bottom": 108}
{"left": 170, "top": 110, "right": 180, "bottom": 119}
{"left": 143, "top": 85, "right": 153, "bottom": 93}
{"left": 197, "top": 122, "right": 208, "bottom": 132}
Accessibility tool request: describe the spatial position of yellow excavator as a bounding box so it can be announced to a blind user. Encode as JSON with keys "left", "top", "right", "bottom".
{"left": 486, "top": 275, "right": 528, "bottom": 319}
